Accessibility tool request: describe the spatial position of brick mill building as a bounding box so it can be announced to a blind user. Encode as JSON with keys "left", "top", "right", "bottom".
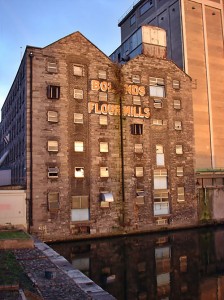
{"left": 0, "top": 26, "right": 197, "bottom": 241}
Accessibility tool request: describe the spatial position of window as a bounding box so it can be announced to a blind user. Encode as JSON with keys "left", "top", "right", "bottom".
{"left": 47, "top": 62, "right": 57, "bottom": 73}
{"left": 175, "top": 121, "right": 182, "bottom": 130}
{"left": 100, "top": 142, "right": 109, "bottom": 153}
{"left": 132, "top": 74, "right": 140, "bottom": 83}
{"left": 75, "top": 167, "right": 84, "bottom": 178}
{"left": 73, "top": 65, "right": 84, "bottom": 76}
{"left": 74, "top": 141, "right": 84, "bottom": 152}
{"left": 133, "top": 96, "right": 141, "bottom": 105}
{"left": 100, "top": 167, "right": 109, "bottom": 177}
{"left": 176, "top": 145, "right": 183, "bottom": 154}
{"left": 130, "top": 14, "right": 136, "bottom": 26}
{"left": 173, "top": 80, "right": 180, "bottom": 89}
{"left": 140, "top": 0, "right": 153, "bottom": 15}
{"left": 154, "top": 190, "right": 169, "bottom": 202}
{"left": 152, "top": 119, "right": 163, "bottom": 126}
{"left": 71, "top": 195, "right": 89, "bottom": 222}
{"left": 48, "top": 111, "right": 58, "bottom": 123}
{"left": 154, "top": 169, "right": 168, "bottom": 189}
{"left": 135, "top": 143, "right": 143, "bottom": 153}
{"left": 99, "top": 115, "right": 108, "bottom": 125}
{"left": 177, "top": 187, "right": 185, "bottom": 202}
{"left": 131, "top": 124, "right": 143, "bottom": 135}
{"left": 74, "top": 113, "right": 84, "bottom": 124}
{"left": 48, "top": 192, "right": 59, "bottom": 212}
{"left": 47, "top": 85, "right": 60, "bottom": 99}
{"left": 98, "top": 70, "right": 107, "bottom": 79}
{"left": 177, "top": 167, "right": 184, "bottom": 177}
{"left": 156, "top": 145, "right": 164, "bottom": 166}
{"left": 99, "top": 92, "right": 107, "bottom": 101}
{"left": 48, "top": 141, "right": 58, "bottom": 152}
{"left": 74, "top": 89, "right": 83, "bottom": 99}
{"left": 149, "top": 77, "right": 165, "bottom": 97}
{"left": 154, "top": 202, "right": 169, "bottom": 216}
{"left": 154, "top": 99, "right": 162, "bottom": 108}
{"left": 135, "top": 167, "right": 144, "bottom": 177}
{"left": 136, "top": 189, "right": 145, "bottom": 205}
{"left": 174, "top": 99, "right": 181, "bottom": 109}
{"left": 48, "top": 167, "right": 59, "bottom": 178}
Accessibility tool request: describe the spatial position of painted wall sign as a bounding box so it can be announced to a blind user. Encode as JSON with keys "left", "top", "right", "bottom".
{"left": 88, "top": 102, "right": 150, "bottom": 119}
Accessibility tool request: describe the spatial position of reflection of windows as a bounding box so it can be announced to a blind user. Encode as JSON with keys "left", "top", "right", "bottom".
{"left": 100, "top": 142, "right": 109, "bottom": 153}
{"left": 131, "top": 124, "right": 143, "bottom": 135}
{"left": 156, "top": 145, "right": 164, "bottom": 166}
{"left": 48, "top": 111, "right": 58, "bottom": 123}
{"left": 74, "top": 141, "right": 84, "bottom": 152}
{"left": 154, "top": 169, "right": 167, "bottom": 189}
{"left": 149, "top": 77, "right": 165, "bottom": 97}
{"left": 75, "top": 167, "right": 84, "bottom": 178}
{"left": 177, "top": 187, "right": 185, "bottom": 202}
{"left": 74, "top": 113, "right": 84, "bottom": 124}
{"left": 100, "top": 167, "right": 109, "bottom": 177}
{"left": 47, "top": 85, "right": 60, "bottom": 99}
{"left": 73, "top": 65, "right": 84, "bottom": 76}
{"left": 74, "top": 89, "right": 83, "bottom": 99}
{"left": 176, "top": 145, "right": 183, "bottom": 154}
{"left": 71, "top": 195, "right": 89, "bottom": 221}
{"left": 48, "top": 192, "right": 59, "bottom": 212}
{"left": 48, "top": 141, "right": 58, "bottom": 152}
{"left": 99, "top": 115, "right": 108, "bottom": 125}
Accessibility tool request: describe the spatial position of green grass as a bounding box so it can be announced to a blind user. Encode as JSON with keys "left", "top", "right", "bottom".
{"left": 0, "top": 230, "right": 30, "bottom": 240}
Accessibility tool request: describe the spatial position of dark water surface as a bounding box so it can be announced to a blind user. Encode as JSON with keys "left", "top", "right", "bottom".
{"left": 50, "top": 226, "right": 224, "bottom": 300}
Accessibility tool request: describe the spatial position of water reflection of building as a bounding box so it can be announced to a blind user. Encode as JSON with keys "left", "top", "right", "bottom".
{"left": 0, "top": 26, "right": 197, "bottom": 241}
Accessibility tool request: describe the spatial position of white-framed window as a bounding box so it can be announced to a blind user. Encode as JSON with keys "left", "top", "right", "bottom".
{"left": 177, "top": 187, "right": 185, "bottom": 202}
{"left": 73, "top": 65, "right": 84, "bottom": 76}
{"left": 98, "top": 70, "right": 107, "bottom": 79}
{"left": 149, "top": 77, "right": 165, "bottom": 98}
{"left": 154, "top": 202, "right": 169, "bottom": 216}
{"left": 74, "top": 89, "right": 83, "bottom": 99}
{"left": 154, "top": 169, "right": 168, "bottom": 189}
{"left": 99, "top": 92, "right": 108, "bottom": 101}
{"left": 135, "top": 166, "right": 144, "bottom": 177}
{"left": 135, "top": 143, "right": 143, "bottom": 153}
{"left": 100, "top": 167, "right": 109, "bottom": 177}
{"left": 74, "top": 141, "right": 84, "bottom": 152}
{"left": 176, "top": 145, "right": 183, "bottom": 154}
{"left": 174, "top": 99, "right": 181, "bottom": 109}
{"left": 71, "top": 195, "right": 89, "bottom": 221}
{"left": 48, "top": 192, "right": 59, "bottom": 212}
{"left": 48, "top": 111, "right": 58, "bottom": 123}
{"left": 47, "top": 85, "right": 60, "bottom": 99}
{"left": 100, "top": 142, "right": 109, "bottom": 153}
{"left": 154, "top": 190, "right": 169, "bottom": 202}
{"left": 99, "top": 115, "right": 108, "bottom": 125}
{"left": 48, "top": 167, "right": 59, "bottom": 178}
{"left": 74, "top": 113, "right": 83, "bottom": 124}
{"left": 153, "top": 119, "right": 163, "bottom": 126}
{"left": 74, "top": 167, "right": 84, "bottom": 178}
{"left": 48, "top": 141, "right": 58, "bottom": 152}
{"left": 175, "top": 121, "right": 182, "bottom": 130}
{"left": 131, "top": 124, "right": 143, "bottom": 135}
{"left": 133, "top": 95, "right": 141, "bottom": 105}
{"left": 154, "top": 99, "right": 162, "bottom": 108}
{"left": 132, "top": 74, "right": 140, "bottom": 83}
{"left": 173, "top": 80, "right": 180, "bottom": 89}
{"left": 177, "top": 167, "right": 184, "bottom": 177}
{"left": 156, "top": 145, "right": 164, "bottom": 166}
{"left": 47, "top": 62, "right": 57, "bottom": 73}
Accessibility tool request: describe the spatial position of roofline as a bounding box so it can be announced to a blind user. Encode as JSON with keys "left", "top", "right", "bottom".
{"left": 118, "top": 0, "right": 145, "bottom": 27}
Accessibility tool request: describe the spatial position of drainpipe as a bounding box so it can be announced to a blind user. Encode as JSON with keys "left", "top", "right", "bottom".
{"left": 28, "top": 51, "right": 34, "bottom": 231}
{"left": 119, "top": 96, "right": 125, "bottom": 227}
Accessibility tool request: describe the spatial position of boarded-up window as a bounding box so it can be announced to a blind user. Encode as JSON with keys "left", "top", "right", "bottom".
{"left": 98, "top": 70, "right": 107, "bottom": 79}
{"left": 74, "top": 89, "right": 83, "bottom": 99}
{"left": 47, "top": 62, "right": 57, "bottom": 73}
{"left": 133, "top": 96, "right": 141, "bottom": 105}
{"left": 74, "top": 141, "right": 84, "bottom": 152}
{"left": 174, "top": 99, "right": 181, "bottom": 109}
{"left": 99, "top": 115, "right": 108, "bottom": 125}
{"left": 173, "top": 80, "right": 180, "bottom": 89}
{"left": 74, "top": 113, "right": 83, "bottom": 124}
{"left": 132, "top": 74, "right": 140, "bottom": 83}
{"left": 48, "top": 111, "right": 58, "bottom": 123}
{"left": 135, "top": 167, "right": 144, "bottom": 177}
{"left": 100, "top": 167, "right": 109, "bottom": 177}
{"left": 73, "top": 65, "right": 84, "bottom": 76}
{"left": 176, "top": 145, "right": 183, "bottom": 154}
{"left": 175, "top": 121, "right": 182, "bottom": 130}
{"left": 177, "top": 187, "right": 185, "bottom": 202}
{"left": 154, "top": 99, "right": 162, "bottom": 108}
{"left": 100, "top": 142, "right": 109, "bottom": 153}
{"left": 48, "top": 141, "right": 58, "bottom": 152}
{"left": 177, "top": 167, "right": 184, "bottom": 176}
{"left": 71, "top": 196, "right": 89, "bottom": 209}
{"left": 135, "top": 144, "right": 143, "bottom": 153}
{"left": 48, "top": 192, "right": 59, "bottom": 212}
{"left": 99, "top": 92, "right": 107, "bottom": 101}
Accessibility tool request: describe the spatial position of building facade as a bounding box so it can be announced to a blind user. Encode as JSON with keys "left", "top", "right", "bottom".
{"left": 114, "top": 0, "right": 224, "bottom": 171}
{"left": 0, "top": 28, "right": 197, "bottom": 241}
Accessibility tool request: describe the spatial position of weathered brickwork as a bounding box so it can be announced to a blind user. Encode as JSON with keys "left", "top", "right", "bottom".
{"left": 0, "top": 30, "right": 197, "bottom": 241}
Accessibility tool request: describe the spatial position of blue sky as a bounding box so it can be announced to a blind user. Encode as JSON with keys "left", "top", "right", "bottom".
{"left": 0, "top": 0, "right": 133, "bottom": 114}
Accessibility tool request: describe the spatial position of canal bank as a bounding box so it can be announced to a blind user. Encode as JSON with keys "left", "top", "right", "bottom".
{"left": 0, "top": 238, "right": 115, "bottom": 300}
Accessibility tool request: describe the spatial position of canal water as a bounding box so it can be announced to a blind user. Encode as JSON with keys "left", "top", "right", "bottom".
{"left": 51, "top": 226, "right": 224, "bottom": 300}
